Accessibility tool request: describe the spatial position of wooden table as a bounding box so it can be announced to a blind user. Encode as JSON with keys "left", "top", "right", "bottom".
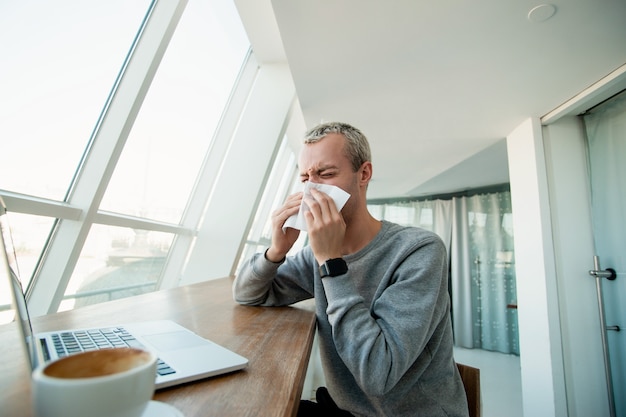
{"left": 0, "top": 277, "right": 317, "bottom": 417}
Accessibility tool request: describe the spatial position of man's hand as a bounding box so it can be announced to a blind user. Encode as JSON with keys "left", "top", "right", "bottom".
{"left": 303, "top": 188, "right": 346, "bottom": 265}
{"left": 266, "top": 192, "right": 302, "bottom": 262}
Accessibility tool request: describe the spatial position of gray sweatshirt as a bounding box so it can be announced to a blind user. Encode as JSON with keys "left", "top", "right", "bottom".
{"left": 233, "top": 220, "right": 468, "bottom": 416}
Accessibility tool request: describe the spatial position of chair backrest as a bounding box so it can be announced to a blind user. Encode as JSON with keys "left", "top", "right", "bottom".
{"left": 456, "top": 362, "right": 481, "bottom": 417}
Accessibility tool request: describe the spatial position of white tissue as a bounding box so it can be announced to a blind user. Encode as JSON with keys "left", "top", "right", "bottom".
{"left": 282, "top": 182, "right": 351, "bottom": 232}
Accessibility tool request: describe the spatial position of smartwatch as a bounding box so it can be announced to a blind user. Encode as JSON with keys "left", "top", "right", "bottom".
{"left": 319, "top": 258, "right": 348, "bottom": 278}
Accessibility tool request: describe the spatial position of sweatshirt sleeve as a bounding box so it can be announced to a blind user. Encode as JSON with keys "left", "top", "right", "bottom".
{"left": 233, "top": 248, "right": 316, "bottom": 306}
{"left": 322, "top": 233, "right": 450, "bottom": 396}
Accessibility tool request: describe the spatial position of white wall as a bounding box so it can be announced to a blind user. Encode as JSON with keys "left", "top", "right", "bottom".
{"left": 506, "top": 118, "right": 567, "bottom": 417}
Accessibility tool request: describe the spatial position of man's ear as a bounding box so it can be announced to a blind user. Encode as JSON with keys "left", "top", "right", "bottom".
{"left": 359, "top": 161, "right": 373, "bottom": 186}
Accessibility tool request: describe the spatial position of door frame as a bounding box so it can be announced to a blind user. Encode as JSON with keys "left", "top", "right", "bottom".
{"left": 535, "top": 65, "right": 626, "bottom": 417}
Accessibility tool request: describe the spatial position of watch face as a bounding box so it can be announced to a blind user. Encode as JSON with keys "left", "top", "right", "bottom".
{"left": 320, "top": 258, "right": 348, "bottom": 277}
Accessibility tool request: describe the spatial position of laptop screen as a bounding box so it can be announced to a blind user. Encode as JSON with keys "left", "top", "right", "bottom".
{"left": 0, "top": 197, "right": 40, "bottom": 370}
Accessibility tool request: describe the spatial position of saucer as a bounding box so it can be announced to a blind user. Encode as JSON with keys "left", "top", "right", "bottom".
{"left": 142, "top": 400, "right": 184, "bottom": 417}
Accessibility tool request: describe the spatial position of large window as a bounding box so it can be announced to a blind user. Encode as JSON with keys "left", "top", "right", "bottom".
{"left": 0, "top": 0, "right": 250, "bottom": 320}
{"left": 0, "top": 1, "right": 151, "bottom": 201}
{"left": 236, "top": 134, "right": 304, "bottom": 273}
{"left": 100, "top": 0, "right": 249, "bottom": 224}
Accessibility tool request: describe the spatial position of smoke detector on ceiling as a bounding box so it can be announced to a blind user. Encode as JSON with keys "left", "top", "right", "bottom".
{"left": 527, "top": 4, "right": 557, "bottom": 23}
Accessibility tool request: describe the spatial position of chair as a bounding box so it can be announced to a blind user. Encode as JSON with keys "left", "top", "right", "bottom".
{"left": 456, "top": 363, "right": 481, "bottom": 417}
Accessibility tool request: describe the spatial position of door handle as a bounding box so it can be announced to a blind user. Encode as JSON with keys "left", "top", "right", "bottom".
{"left": 589, "top": 267, "right": 617, "bottom": 280}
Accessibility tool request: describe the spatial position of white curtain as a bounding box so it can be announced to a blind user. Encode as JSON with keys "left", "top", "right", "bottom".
{"left": 450, "top": 193, "right": 518, "bottom": 353}
{"left": 369, "top": 189, "right": 519, "bottom": 354}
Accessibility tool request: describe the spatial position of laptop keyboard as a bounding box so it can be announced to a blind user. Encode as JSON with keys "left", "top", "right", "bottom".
{"left": 50, "top": 327, "right": 176, "bottom": 377}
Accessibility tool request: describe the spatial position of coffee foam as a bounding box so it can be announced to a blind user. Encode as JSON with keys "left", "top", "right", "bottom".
{"left": 44, "top": 348, "right": 153, "bottom": 379}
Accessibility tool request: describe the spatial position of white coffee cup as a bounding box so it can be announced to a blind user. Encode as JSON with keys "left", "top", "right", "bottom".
{"left": 32, "top": 347, "right": 157, "bottom": 417}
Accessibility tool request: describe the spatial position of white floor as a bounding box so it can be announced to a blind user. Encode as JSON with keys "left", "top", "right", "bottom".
{"left": 454, "top": 347, "right": 523, "bottom": 417}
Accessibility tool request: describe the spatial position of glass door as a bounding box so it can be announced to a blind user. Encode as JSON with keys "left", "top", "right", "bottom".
{"left": 583, "top": 89, "right": 626, "bottom": 417}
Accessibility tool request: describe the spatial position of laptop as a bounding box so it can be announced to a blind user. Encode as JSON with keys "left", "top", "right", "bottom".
{"left": 0, "top": 198, "right": 248, "bottom": 389}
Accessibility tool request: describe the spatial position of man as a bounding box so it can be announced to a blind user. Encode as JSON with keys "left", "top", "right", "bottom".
{"left": 233, "top": 122, "right": 468, "bottom": 416}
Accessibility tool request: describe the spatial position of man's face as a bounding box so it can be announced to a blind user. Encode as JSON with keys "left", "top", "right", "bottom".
{"left": 298, "top": 133, "right": 358, "bottom": 193}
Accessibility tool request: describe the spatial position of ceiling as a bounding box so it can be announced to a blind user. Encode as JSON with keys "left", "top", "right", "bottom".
{"left": 234, "top": 0, "right": 626, "bottom": 199}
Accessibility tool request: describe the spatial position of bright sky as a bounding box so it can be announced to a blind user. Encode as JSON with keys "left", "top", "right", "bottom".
{"left": 0, "top": 0, "right": 249, "bottom": 221}
{"left": 0, "top": 0, "right": 250, "bottom": 317}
